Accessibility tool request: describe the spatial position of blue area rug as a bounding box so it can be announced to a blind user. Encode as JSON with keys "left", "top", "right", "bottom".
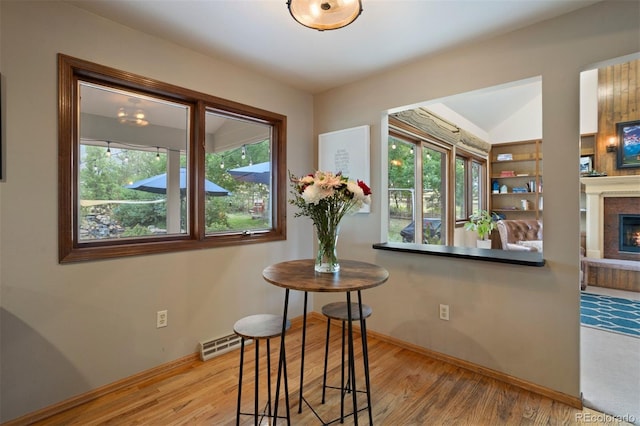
{"left": 581, "top": 293, "right": 640, "bottom": 338}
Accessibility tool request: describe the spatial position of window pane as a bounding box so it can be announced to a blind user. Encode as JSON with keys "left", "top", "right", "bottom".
{"left": 388, "top": 136, "right": 415, "bottom": 243}
{"left": 204, "top": 111, "right": 273, "bottom": 235}
{"left": 471, "top": 161, "right": 481, "bottom": 214}
{"left": 423, "top": 146, "right": 445, "bottom": 244}
{"left": 455, "top": 157, "right": 465, "bottom": 220}
{"left": 78, "top": 82, "right": 189, "bottom": 241}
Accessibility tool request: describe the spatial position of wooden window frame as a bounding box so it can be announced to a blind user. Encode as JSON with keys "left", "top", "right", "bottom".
{"left": 58, "top": 54, "right": 286, "bottom": 263}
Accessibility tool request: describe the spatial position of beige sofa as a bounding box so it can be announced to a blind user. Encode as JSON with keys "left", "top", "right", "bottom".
{"left": 496, "top": 220, "right": 543, "bottom": 252}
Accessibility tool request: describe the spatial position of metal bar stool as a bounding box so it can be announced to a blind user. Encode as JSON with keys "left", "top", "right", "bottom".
{"left": 234, "top": 314, "right": 291, "bottom": 426}
{"left": 321, "top": 301, "right": 373, "bottom": 424}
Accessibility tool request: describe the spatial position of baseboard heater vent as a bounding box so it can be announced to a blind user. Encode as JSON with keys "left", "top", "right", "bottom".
{"left": 199, "top": 334, "right": 249, "bottom": 361}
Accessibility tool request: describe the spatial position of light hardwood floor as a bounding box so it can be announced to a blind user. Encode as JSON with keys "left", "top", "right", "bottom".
{"left": 18, "top": 316, "right": 631, "bottom": 425}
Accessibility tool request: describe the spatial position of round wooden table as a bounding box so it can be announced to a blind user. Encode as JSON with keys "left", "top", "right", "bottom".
{"left": 263, "top": 259, "right": 389, "bottom": 292}
{"left": 263, "top": 259, "right": 389, "bottom": 425}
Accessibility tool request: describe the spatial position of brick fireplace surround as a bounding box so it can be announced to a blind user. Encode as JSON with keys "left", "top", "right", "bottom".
{"left": 604, "top": 198, "right": 640, "bottom": 261}
{"left": 582, "top": 175, "right": 640, "bottom": 261}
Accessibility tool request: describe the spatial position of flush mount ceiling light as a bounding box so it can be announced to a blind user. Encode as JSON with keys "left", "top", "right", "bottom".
{"left": 117, "top": 98, "right": 149, "bottom": 127}
{"left": 287, "top": 0, "right": 362, "bottom": 31}
{"left": 117, "top": 107, "right": 149, "bottom": 126}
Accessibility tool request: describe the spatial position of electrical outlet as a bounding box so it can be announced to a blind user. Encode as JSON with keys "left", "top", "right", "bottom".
{"left": 157, "top": 310, "right": 168, "bottom": 328}
{"left": 439, "top": 304, "right": 450, "bottom": 321}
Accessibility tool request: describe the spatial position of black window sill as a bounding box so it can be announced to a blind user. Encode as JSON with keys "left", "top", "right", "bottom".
{"left": 372, "top": 242, "right": 545, "bottom": 267}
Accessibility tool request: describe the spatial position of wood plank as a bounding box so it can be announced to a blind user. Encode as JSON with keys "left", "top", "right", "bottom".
{"left": 596, "top": 60, "right": 640, "bottom": 177}
{"left": 585, "top": 260, "right": 640, "bottom": 292}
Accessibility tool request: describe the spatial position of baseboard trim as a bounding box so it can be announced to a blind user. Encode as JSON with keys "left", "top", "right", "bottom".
{"left": 363, "top": 327, "right": 583, "bottom": 410}
{"left": 309, "top": 311, "right": 581, "bottom": 409}
{"left": 4, "top": 313, "right": 580, "bottom": 424}
{"left": 3, "top": 352, "right": 201, "bottom": 426}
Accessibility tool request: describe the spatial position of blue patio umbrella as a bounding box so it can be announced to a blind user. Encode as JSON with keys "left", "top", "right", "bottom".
{"left": 125, "top": 168, "right": 230, "bottom": 196}
{"left": 227, "top": 161, "right": 270, "bottom": 185}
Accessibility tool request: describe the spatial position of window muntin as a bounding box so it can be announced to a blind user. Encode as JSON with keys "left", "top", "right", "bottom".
{"left": 59, "top": 54, "right": 286, "bottom": 262}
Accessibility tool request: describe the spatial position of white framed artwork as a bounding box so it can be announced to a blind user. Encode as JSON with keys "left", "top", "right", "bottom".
{"left": 318, "top": 125, "right": 370, "bottom": 213}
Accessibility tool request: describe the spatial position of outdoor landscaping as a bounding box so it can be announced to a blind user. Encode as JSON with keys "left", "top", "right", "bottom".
{"left": 79, "top": 140, "right": 271, "bottom": 239}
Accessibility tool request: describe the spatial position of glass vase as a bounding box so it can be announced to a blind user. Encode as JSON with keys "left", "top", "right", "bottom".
{"left": 315, "top": 223, "right": 340, "bottom": 273}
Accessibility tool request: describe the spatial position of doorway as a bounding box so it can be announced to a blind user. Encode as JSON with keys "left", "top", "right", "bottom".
{"left": 579, "top": 54, "right": 640, "bottom": 423}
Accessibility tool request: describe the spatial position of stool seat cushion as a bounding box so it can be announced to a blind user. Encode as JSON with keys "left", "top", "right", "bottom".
{"left": 322, "top": 302, "right": 372, "bottom": 321}
{"left": 233, "top": 314, "right": 290, "bottom": 339}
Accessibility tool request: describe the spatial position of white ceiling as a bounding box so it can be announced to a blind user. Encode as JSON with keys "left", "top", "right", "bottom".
{"left": 67, "top": 0, "right": 601, "bottom": 135}
{"left": 68, "top": 0, "right": 600, "bottom": 94}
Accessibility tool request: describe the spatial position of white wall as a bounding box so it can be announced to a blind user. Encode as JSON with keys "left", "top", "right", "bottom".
{"left": 0, "top": 1, "right": 314, "bottom": 421}
{"left": 313, "top": 0, "right": 639, "bottom": 402}
{"left": 580, "top": 69, "right": 599, "bottom": 135}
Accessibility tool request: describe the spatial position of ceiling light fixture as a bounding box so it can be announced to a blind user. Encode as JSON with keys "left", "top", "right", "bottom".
{"left": 117, "top": 107, "right": 149, "bottom": 127}
{"left": 117, "top": 98, "right": 149, "bottom": 127}
{"left": 287, "top": 0, "right": 362, "bottom": 31}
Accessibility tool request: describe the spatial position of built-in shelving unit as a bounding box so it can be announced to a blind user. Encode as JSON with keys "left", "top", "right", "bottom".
{"left": 490, "top": 140, "right": 543, "bottom": 220}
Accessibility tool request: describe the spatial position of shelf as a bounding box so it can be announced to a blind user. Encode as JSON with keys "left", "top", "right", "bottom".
{"left": 492, "top": 158, "right": 540, "bottom": 164}
{"left": 492, "top": 192, "right": 538, "bottom": 196}
{"left": 490, "top": 174, "right": 539, "bottom": 179}
{"left": 372, "top": 242, "right": 545, "bottom": 267}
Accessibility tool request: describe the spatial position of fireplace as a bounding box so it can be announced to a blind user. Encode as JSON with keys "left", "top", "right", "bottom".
{"left": 581, "top": 175, "right": 640, "bottom": 261}
{"left": 620, "top": 214, "right": 640, "bottom": 253}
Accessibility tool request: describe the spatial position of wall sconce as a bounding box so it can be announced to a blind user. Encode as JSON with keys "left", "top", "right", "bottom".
{"left": 606, "top": 136, "right": 617, "bottom": 153}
